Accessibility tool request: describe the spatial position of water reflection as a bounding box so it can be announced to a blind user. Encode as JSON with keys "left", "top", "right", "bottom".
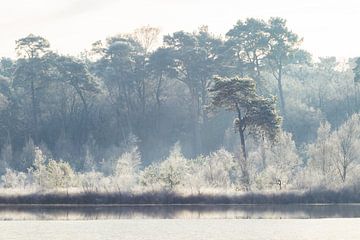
{"left": 0, "top": 204, "right": 360, "bottom": 220}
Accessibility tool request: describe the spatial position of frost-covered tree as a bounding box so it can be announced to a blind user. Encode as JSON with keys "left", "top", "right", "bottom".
{"left": 113, "top": 146, "right": 141, "bottom": 191}
{"left": 209, "top": 76, "right": 280, "bottom": 188}
{"left": 159, "top": 143, "right": 188, "bottom": 190}
{"left": 184, "top": 156, "right": 206, "bottom": 193}
{"left": 255, "top": 131, "right": 301, "bottom": 190}
{"left": 139, "top": 163, "right": 161, "bottom": 191}
{"left": 307, "top": 122, "right": 335, "bottom": 182}
{"left": 306, "top": 114, "right": 360, "bottom": 186}
{"left": 1, "top": 169, "right": 27, "bottom": 188}
{"left": 30, "top": 147, "right": 47, "bottom": 188}
{"left": 202, "top": 148, "right": 236, "bottom": 189}
{"left": 331, "top": 114, "right": 360, "bottom": 183}
{"left": 209, "top": 76, "right": 281, "bottom": 160}
{"left": 46, "top": 160, "right": 75, "bottom": 189}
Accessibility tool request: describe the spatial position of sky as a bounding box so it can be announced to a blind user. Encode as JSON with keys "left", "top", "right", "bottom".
{"left": 1, "top": 0, "right": 360, "bottom": 58}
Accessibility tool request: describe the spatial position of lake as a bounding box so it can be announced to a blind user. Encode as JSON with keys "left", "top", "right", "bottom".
{"left": 0, "top": 204, "right": 360, "bottom": 239}
{"left": 0, "top": 204, "right": 360, "bottom": 220}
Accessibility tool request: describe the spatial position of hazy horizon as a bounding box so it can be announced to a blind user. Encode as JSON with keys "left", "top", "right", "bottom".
{"left": 1, "top": 0, "right": 360, "bottom": 59}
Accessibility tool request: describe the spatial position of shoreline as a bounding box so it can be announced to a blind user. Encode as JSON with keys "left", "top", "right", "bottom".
{"left": 0, "top": 188, "right": 359, "bottom": 205}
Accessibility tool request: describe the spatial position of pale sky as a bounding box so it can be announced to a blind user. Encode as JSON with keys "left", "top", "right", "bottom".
{"left": 1, "top": 0, "right": 360, "bottom": 58}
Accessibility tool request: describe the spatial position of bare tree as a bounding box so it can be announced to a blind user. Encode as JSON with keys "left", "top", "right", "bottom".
{"left": 332, "top": 114, "right": 360, "bottom": 183}
{"left": 133, "top": 25, "right": 161, "bottom": 55}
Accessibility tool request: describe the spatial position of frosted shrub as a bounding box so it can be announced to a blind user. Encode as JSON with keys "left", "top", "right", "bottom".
{"left": 78, "top": 171, "right": 107, "bottom": 192}
{"left": 113, "top": 146, "right": 141, "bottom": 191}
{"left": 140, "top": 148, "right": 236, "bottom": 193}
{"left": 292, "top": 167, "right": 315, "bottom": 189}
{"left": 254, "top": 131, "right": 301, "bottom": 190}
{"left": 202, "top": 149, "right": 236, "bottom": 189}
{"left": 46, "top": 160, "right": 75, "bottom": 189}
{"left": 28, "top": 148, "right": 76, "bottom": 189}
{"left": 139, "top": 163, "right": 161, "bottom": 191}
{"left": 1, "top": 168, "right": 27, "bottom": 188}
{"left": 158, "top": 144, "right": 188, "bottom": 190}
{"left": 255, "top": 165, "right": 280, "bottom": 190}
{"left": 185, "top": 156, "right": 206, "bottom": 193}
{"left": 30, "top": 147, "right": 47, "bottom": 188}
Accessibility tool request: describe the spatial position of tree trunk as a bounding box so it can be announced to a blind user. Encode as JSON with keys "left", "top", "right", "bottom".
{"left": 142, "top": 78, "right": 146, "bottom": 115}
{"left": 30, "top": 80, "right": 38, "bottom": 143}
{"left": 236, "top": 105, "right": 250, "bottom": 190}
{"left": 191, "top": 88, "right": 202, "bottom": 156}
{"left": 155, "top": 73, "right": 163, "bottom": 130}
{"left": 75, "top": 86, "right": 89, "bottom": 143}
{"left": 75, "top": 87, "right": 88, "bottom": 115}
{"left": 236, "top": 106, "right": 247, "bottom": 161}
{"left": 277, "top": 65, "right": 286, "bottom": 118}
{"left": 238, "top": 124, "right": 247, "bottom": 160}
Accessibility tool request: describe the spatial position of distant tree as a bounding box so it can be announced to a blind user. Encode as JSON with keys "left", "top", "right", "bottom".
{"left": 0, "top": 58, "right": 15, "bottom": 78}
{"left": 164, "top": 28, "right": 222, "bottom": 155}
{"left": 352, "top": 57, "right": 360, "bottom": 110}
{"left": 133, "top": 25, "right": 161, "bottom": 55}
{"left": 0, "top": 75, "right": 16, "bottom": 149}
{"left": 353, "top": 57, "right": 360, "bottom": 86}
{"left": 209, "top": 76, "right": 281, "bottom": 187}
{"left": 13, "top": 34, "right": 51, "bottom": 143}
{"left": 19, "top": 138, "right": 36, "bottom": 170}
{"left": 225, "top": 18, "right": 269, "bottom": 86}
{"left": 49, "top": 54, "right": 100, "bottom": 144}
{"left": 15, "top": 34, "right": 50, "bottom": 59}
{"left": 147, "top": 47, "right": 176, "bottom": 126}
{"left": 266, "top": 17, "right": 302, "bottom": 118}
{"left": 0, "top": 141, "right": 12, "bottom": 175}
{"left": 92, "top": 36, "right": 145, "bottom": 141}
{"left": 51, "top": 54, "right": 99, "bottom": 114}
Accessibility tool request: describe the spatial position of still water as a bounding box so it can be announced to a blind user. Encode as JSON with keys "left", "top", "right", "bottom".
{"left": 0, "top": 204, "right": 360, "bottom": 220}
{"left": 0, "top": 205, "right": 360, "bottom": 240}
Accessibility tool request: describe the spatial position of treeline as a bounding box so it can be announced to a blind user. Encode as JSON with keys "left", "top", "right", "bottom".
{"left": 2, "top": 121, "right": 360, "bottom": 193}
{"left": 0, "top": 17, "right": 360, "bottom": 176}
